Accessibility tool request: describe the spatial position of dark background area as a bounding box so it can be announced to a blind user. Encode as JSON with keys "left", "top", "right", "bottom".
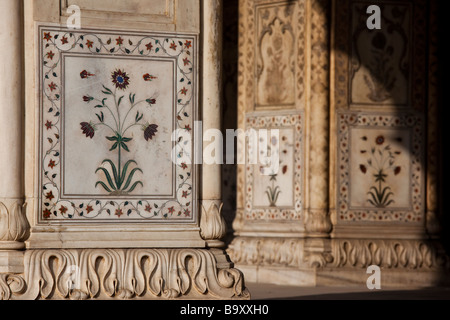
{"left": 437, "top": 0, "right": 449, "bottom": 255}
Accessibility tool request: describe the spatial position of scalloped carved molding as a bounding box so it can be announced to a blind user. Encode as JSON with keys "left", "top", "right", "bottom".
{"left": 200, "top": 200, "right": 226, "bottom": 243}
{"left": 229, "top": 237, "right": 306, "bottom": 267}
{"left": 330, "top": 239, "right": 450, "bottom": 269}
{"left": 229, "top": 237, "right": 450, "bottom": 271}
{"left": 0, "top": 273, "right": 26, "bottom": 300}
{"left": 0, "top": 248, "right": 249, "bottom": 300}
{"left": 0, "top": 200, "right": 30, "bottom": 245}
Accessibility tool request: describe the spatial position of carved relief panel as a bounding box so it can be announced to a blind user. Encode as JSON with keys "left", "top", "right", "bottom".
{"left": 335, "top": 0, "right": 427, "bottom": 111}
{"left": 350, "top": 2, "right": 412, "bottom": 106}
{"left": 256, "top": 2, "right": 297, "bottom": 107}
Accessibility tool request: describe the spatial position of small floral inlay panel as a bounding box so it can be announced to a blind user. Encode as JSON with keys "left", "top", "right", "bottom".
{"left": 337, "top": 112, "right": 424, "bottom": 223}
{"left": 245, "top": 112, "right": 303, "bottom": 220}
{"left": 39, "top": 26, "right": 197, "bottom": 222}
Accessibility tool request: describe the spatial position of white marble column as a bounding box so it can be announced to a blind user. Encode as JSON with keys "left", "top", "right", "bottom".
{"left": 200, "top": 0, "right": 227, "bottom": 247}
{"left": 304, "top": 0, "right": 332, "bottom": 238}
{"left": 0, "top": 0, "right": 29, "bottom": 257}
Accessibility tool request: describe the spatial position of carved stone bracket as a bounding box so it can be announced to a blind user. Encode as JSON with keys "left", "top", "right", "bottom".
{"left": 304, "top": 209, "right": 332, "bottom": 237}
{"left": 200, "top": 200, "right": 226, "bottom": 247}
{"left": 0, "top": 199, "right": 30, "bottom": 249}
{"left": 0, "top": 248, "right": 250, "bottom": 300}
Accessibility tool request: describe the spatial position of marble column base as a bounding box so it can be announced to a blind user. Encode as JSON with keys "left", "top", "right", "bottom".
{"left": 0, "top": 248, "right": 250, "bottom": 300}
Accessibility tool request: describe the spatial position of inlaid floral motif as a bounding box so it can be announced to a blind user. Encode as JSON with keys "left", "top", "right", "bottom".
{"left": 358, "top": 135, "right": 403, "bottom": 208}
{"left": 245, "top": 113, "right": 303, "bottom": 220}
{"left": 260, "top": 135, "right": 289, "bottom": 207}
{"left": 39, "top": 27, "right": 197, "bottom": 221}
{"left": 79, "top": 69, "right": 159, "bottom": 195}
{"left": 337, "top": 112, "right": 424, "bottom": 223}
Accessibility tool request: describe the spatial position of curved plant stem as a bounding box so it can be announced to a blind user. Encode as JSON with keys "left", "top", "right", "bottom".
{"left": 121, "top": 100, "right": 146, "bottom": 132}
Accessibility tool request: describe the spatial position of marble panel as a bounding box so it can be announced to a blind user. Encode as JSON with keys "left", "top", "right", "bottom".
{"left": 39, "top": 26, "right": 197, "bottom": 223}
{"left": 337, "top": 112, "right": 424, "bottom": 223}
{"left": 245, "top": 112, "right": 303, "bottom": 220}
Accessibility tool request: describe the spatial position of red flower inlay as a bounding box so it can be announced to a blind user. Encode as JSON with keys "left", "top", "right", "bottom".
{"left": 115, "top": 209, "right": 123, "bottom": 217}
{"left": 180, "top": 162, "right": 188, "bottom": 170}
{"left": 59, "top": 205, "right": 68, "bottom": 214}
{"left": 80, "top": 70, "right": 95, "bottom": 79}
{"left": 45, "top": 120, "right": 52, "bottom": 130}
{"left": 184, "top": 40, "right": 192, "bottom": 49}
{"left": 48, "top": 82, "right": 57, "bottom": 91}
{"left": 182, "top": 191, "right": 188, "bottom": 198}
{"left": 170, "top": 42, "right": 177, "bottom": 50}
{"left": 44, "top": 32, "right": 52, "bottom": 42}
{"left": 86, "top": 40, "right": 94, "bottom": 48}
{"left": 111, "top": 69, "right": 130, "bottom": 90}
{"left": 48, "top": 159, "right": 56, "bottom": 169}
{"left": 184, "top": 124, "right": 191, "bottom": 131}
{"left": 146, "top": 98, "right": 156, "bottom": 105}
{"left": 144, "top": 124, "right": 158, "bottom": 141}
{"left": 375, "top": 135, "right": 385, "bottom": 145}
{"left": 183, "top": 58, "right": 190, "bottom": 66}
{"left": 86, "top": 205, "right": 94, "bottom": 214}
{"left": 83, "top": 95, "right": 93, "bottom": 102}
{"left": 116, "top": 37, "right": 123, "bottom": 45}
{"left": 145, "top": 204, "right": 152, "bottom": 213}
{"left": 61, "top": 36, "right": 68, "bottom": 44}
{"left": 80, "top": 122, "right": 95, "bottom": 139}
{"left": 143, "top": 73, "right": 157, "bottom": 81}
{"left": 43, "top": 209, "right": 51, "bottom": 218}
{"left": 180, "top": 87, "right": 188, "bottom": 95}
{"left": 184, "top": 209, "right": 190, "bottom": 217}
{"left": 360, "top": 164, "right": 367, "bottom": 174}
{"left": 145, "top": 42, "right": 153, "bottom": 51}
{"left": 46, "top": 51, "right": 55, "bottom": 60}
{"left": 167, "top": 206, "right": 175, "bottom": 214}
{"left": 45, "top": 191, "right": 55, "bottom": 201}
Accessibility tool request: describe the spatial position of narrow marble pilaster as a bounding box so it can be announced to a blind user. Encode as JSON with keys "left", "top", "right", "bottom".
{"left": 200, "top": 0, "right": 227, "bottom": 247}
{"left": 0, "top": 0, "right": 29, "bottom": 273}
{"left": 304, "top": 0, "right": 332, "bottom": 238}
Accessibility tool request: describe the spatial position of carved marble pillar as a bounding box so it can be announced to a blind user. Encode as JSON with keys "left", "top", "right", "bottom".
{"left": 304, "top": 0, "right": 332, "bottom": 238}
{"left": 0, "top": 0, "right": 29, "bottom": 272}
{"left": 200, "top": 0, "right": 227, "bottom": 248}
